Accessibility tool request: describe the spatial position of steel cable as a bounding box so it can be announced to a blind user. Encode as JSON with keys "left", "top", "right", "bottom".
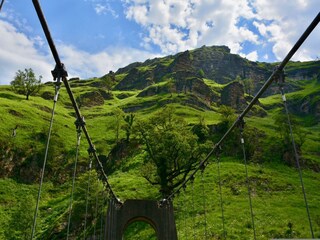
{"left": 279, "top": 84, "right": 314, "bottom": 238}
{"left": 66, "top": 123, "right": 82, "bottom": 239}
{"left": 240, "top": 121, "right": 257, "bottom": 240}
{"left": 31, "top": 83, "right": 60, "bottom": 239}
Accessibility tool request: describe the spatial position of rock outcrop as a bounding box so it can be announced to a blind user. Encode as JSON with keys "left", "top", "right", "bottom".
{"left": 221, "top": 82, "right": 246, "bottom": 110}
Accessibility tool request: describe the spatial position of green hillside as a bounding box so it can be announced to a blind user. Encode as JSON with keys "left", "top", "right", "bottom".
{"left": 0, "top": 46, "right": 320, "bottom": 239}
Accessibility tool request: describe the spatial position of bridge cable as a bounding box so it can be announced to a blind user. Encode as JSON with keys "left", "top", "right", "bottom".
{"left": 83, "top": 154, "right": 93, "bottom": 239}
{"left": 32, "top": 0, "right": 120, "bottom": 204}
{"left": 200, "top": 164, "right": 208, "bottom": 239}
{"left": 165, "top": 11, "right": 320, "bottom": 202}
{"left": 0, "top": 0, "right": 5, "bottom": 12}
{"left": 66, "top": 118, "right": 83, "bottom": 239}
{"left": 94, "top": 184, "right": 100, "bottom": 238}
{"left": 182, "top": 186, "right": 188, "bottom": 240}
{"left": 277, "top": 72, "right": 314, "bottom": 238}
{"left": 239, "top": 119, "right": 257, "bottom": 240}
{"left": 190, "top": 176, "right": 196, "bottom": 240}
{"left": 31, "top": 81, "right": 61, "bottom": 239}
{"left": 216, "top": 152, "right": 226, "bottom": 239}
{"left": 99, "top": 191, "right": 105, "bottom": 240}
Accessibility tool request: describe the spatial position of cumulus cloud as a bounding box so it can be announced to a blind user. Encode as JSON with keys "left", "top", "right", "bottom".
{"left": 0, "top": 19, "right": 158, "bottom": 84}
{"left": 251, "top": 0, "right": 320, "bottom": 61}
{"left": 122, "top": 0, "right": 319, "bottom": 61}
{"left": 241, "top": 51, "right": 259, "bottom": 61}
{"left": 123, "top": 0, "right": 259, "bottom": 55}
{"left": 0, "top": 20, "right": 53, "bottom": 85}
{"left": 58, "top": 44, "right": 159, "bottom": 79}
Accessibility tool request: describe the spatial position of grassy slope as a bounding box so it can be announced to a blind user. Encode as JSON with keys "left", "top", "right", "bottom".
{"left": 0, "top": 77, "right": 320, "bottom": 239}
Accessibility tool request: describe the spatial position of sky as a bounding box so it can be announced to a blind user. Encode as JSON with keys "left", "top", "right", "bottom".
{"left": 0, "top": 0, "right": 319, "bottom": 85}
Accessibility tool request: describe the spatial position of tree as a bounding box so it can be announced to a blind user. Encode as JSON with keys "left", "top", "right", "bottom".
{"left": 123, "top": 113, "right": 135, "bottom": 142}
{"left": 11, "top": 68, "right": 42, "bottom": 100}
{"left": 243, "top": 78, "right": 254, "bottom": 96}
{"left": 112, "top": 108, "right": 124, "bottom": 142}
{"left": 273, "top": 111, "right": 307, "bottom": 166}
{"left": 135, "top": 106, "right": 207, "bottom": 197}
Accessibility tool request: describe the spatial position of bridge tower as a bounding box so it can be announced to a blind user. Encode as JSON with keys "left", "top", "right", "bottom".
{"left": 105, "top": 199, "right": 178, "bottom": 240}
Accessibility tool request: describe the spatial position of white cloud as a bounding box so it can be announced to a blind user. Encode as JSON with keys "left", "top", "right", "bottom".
{"left": 241, "top": 50, "right": 258, "bottom": 61}
{"left": 0, "top": 19, "right": 158, "bottom": 85}
{"left": 252, "top": 0, "right": 320, "bottom": 61}
{"left": 94, "top": 3, "right": 119, "bottom": 18}
{"left": 123, "top": 0, "right": 319, "bottom": 61}
{"left": 58, "top": 43, "right": 159, "bottom": 79}
{"left": 123, "top": 0, "right": 259, "bottom": 55}
{"left": 0, "top": 20, "right": 53, "bottom": 85}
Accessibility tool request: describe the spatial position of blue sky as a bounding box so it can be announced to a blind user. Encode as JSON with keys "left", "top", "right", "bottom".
{"left": 0, "top": 0, "right": 319, "bottom": 84}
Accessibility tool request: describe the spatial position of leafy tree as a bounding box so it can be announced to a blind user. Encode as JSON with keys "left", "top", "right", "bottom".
{"left": 198, "top": 68, "right": 205, "bottom": 77}
{"left": 112, "top": 108, "right": 125, "bottom": 142}
{"left": 273, "top": 111, "right": 306, "bottom": 166}
{"left": 216, "top": 105, "right": 241, "bottom": 156}
{"left": 123, "top": 113, "right": 135, "bottom": 142}
{"left": 243, "top": 78, "right": 254, "bottom": 96}
{"left": 135, "top": 106, "right": 207, "bottom": 197}
{"left": 191, "top": 115, "right": 209, "bottom": 143}
{"left": 218, "top": 105, "right": 236, "bottom": 128}
{"left": 102, "top": 76, "right": 113, "bottom": 93}
{"left": 11, "top": 68, "right": 42, "bottom": 100}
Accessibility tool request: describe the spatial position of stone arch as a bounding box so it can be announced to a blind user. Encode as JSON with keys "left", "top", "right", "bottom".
{"left": 105, "top": 199, "right": 178, "bottom": 240}
{"left": 123, "top": 216, "right": 157, "bottom": 239}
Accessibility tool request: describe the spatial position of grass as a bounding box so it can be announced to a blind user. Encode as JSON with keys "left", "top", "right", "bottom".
{"left": 0, "top": 68, "right": 320, "bottom": 239}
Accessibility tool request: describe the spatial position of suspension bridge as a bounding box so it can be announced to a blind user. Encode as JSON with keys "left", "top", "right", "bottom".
{"left": 1, "top": 1, "right": 319, "bottom": 239}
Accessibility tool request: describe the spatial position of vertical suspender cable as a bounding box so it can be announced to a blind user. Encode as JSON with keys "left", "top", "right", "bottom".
{"left": 100, "top": 191, "right": 106, "bottom": 240}
{"left": 240, "top": 121, "right": 256, "bottom": 240}
{"left": 217, "top": 155, "right": 226, "bottom": 239}
{"left": 84, "top": 156, "right": 93, "bottom": 239}
{"left": 201, "top": 167, "right": 208, "bottom": 240}
{"left": 32, "top": 0, "right": 120, "bottom": 204}
{"left": 165, "top": 12, "right": 320, "bottom": 201}
{"left": 94, "top": 186, "right": 99, "bottom": 238}
{"left": 191, "top": 176, "right": 196, "bottom": 240}
{"left": 31, "top": 83, "right": 60, "bottom": 239}
{"left": 66, "top": 122, "right": 82, "bottom": 240}
{"left": 278, "top": 83, "right": 314, "bottom": 238}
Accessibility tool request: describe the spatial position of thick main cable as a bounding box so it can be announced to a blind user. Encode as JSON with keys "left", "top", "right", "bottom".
{"left": 0, "top": 0, "right": 5, "bottom": 12}
{"left": 32, "top": 0, "right": 119, "bottom": 203}
{"left": 166, "top": 11, "right": 320, "bottom": 201}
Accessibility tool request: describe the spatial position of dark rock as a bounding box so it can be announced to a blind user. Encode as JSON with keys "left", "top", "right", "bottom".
{"left": 221, "top": 82, "right": 246, "bottom": 110}
{"left": 115, "top": 62, "right": 143, "bottom": 75}
{"left": 97, "top": 89, "right": 113, "bottom": 100}
{"left": 78, "top": 91, "right": 105, "bottom": 107}
{"left": 114, "top": 67, "right": 155, "bottom": 90}
{"left": 116, "top": 92, "right": 135, "bottom": 99}
{"left": 41, "top": 91, "right": 54, "bottom": 100}
{"left": 288, "top": 91, "right": 320, "bottom": 122}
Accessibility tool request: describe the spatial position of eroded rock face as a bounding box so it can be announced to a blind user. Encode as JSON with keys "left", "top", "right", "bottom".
{"left": 114, "top": 67, "right": 155, "bottom": 90}
{"left": 289, "top": 94, "right": 320, "bottom": 120}
{"left": 221, "top": 82, "right": 246, "bottom": 110}
{"left": 78, "top": 91, "right": 105, "bottom": 107}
